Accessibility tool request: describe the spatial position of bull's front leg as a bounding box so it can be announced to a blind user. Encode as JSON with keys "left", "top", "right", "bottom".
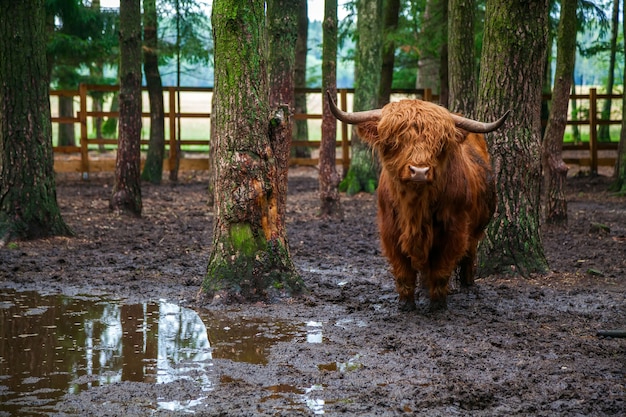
{"left": 427, "top": 228, "right": 470, "bottom": 311}
{"left": 458, "top": 238, "right": 479, "bottom": 287}
{"left": 391, "top": 254, "right": 418, "bottom": 311}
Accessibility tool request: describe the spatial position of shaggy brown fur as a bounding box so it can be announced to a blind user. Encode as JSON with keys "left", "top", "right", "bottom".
{"left": 357, "top": 100, "right": 496, "bottom": 311}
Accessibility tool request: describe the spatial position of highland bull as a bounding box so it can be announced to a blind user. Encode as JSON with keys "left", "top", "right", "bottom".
{"left": 328, "top": 92, "right": 509, "bottom": 311}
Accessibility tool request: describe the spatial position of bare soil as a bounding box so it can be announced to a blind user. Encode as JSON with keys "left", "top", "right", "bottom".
{"left": 1, "top": 166, "right": 625, "bottom": 416}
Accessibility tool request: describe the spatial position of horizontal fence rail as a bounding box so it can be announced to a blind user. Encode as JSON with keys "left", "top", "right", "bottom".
{"left": 50, "top": 85, "right": 622, "bottom": 177}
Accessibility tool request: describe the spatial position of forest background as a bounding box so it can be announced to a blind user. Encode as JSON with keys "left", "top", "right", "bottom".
{"left": 81, "top": 0, "right": 624, "bottom": 92}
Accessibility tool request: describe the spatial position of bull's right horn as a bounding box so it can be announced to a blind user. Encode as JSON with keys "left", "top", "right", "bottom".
{"left": 450, "top": 110, "right": 510, "bottom": 134}
{"left": 326, "top": 91, "right": 382, "bottom": 124}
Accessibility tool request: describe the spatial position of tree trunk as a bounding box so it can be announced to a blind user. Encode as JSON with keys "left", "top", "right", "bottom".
{"left": 268, "top": 0, "right": 298, "bottom": 234}
{"left": 102, "top": 93, "right": 119, "bottom": 138}
{"left": 204, "top": 0, "right": 303, "bottom": 302}
{"left": 340, "top": 0, "right": 382, "bottom": 195}
{"left": 543, "top": 0, "right": 576, "bottom": 225}
{"left": 0, "top": 0, "right": 72, "bottom": 240}
{"left": 90, "top": 0, "right": 106, "bottom": 152}
{"left": 416, "top": 0, "right": 446, "bottom": 97}
{"left": 598, "top": 0, "right": 619, "bottom": 142}
{"left": 58, "top": 95, "right": 76, "bottom": 146}
{"left": 110, "top": 0, "right": 142, "bottom": 215}
{"left": 320, "top": 0, "right": 343, "bottom": 217}
{"left": 447, "top": 0, "right": 475, "bottom": 116}
{"left": 570, "top": 77, "right": 581, "bottom": 143}
{"left": 476, "top": 0, "right": 549, "bottom": 277}
{"left": 378, "top": 0, "right": 400, "bottom": 107}
{"left": 293, "top": 0, "right": 310, "bottom": 158}
{"left": 141, "top": 0, "right": 166, "bottom": 184}
{"left": 610, "top": 0, "right": 626, "bottom": 193}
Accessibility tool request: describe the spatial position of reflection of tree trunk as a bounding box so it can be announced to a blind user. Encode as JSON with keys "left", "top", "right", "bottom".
{"left": 121, "top": 304, "right": 145, "bottom": 382}
{"left": 58, "top": 95, "right": 76, "bottom": 146}
{"left": 143, "top": 303, "right": 159, "bottom": 383}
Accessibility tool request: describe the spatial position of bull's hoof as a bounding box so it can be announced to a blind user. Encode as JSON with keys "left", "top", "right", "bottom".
{"left": 398, "top": 298, "right": 416, "bottom": 312}
{"left": 428, "top": 298, "right": 447, "bottom": 312}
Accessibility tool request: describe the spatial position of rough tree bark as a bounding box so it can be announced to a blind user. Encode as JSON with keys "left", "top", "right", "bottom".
{"left": 416, "top": 0, "right": 446, "bottom": 98}
{"left": 542, "top": 0, "right": 577, "bottom": 225}
{"left": 611, "top": 0, "right": 626, "bottom": 194}
{"left": 598, "top": 0, "right": 619, "bottom": 142}
{"left": 293, "top": 0, "right": 310, "bottom": 158}
{"left": 340, "top": 0, "right": 382, "bottom": 195}
{"left": 0, "top": 0, "right": 72, "bottom": 240}
{"left": 320, "top": 0, "right": 343, "bottom": 218}
{"left": 268, "top": 0, "right": 298, "bottom": 234}
{"left": 141, "top": 0, "right": 166, "bottom": 184}
{"left": 447, "top": 0, "right": 475, "bottom": 116}
{"left": 378, "top": 0, "right": 400, "bottom": 107}
{"left": 476, "top": 0, "right": 549, "bottom": 276}
{"left": 204, "top": 0, "right": 303, "bottom": 302}
{"left": 110, "top": 0, "right": 142, "bottom": 215}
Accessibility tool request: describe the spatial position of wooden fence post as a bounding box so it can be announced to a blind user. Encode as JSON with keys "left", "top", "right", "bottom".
{"left": 79, "top": 83, "right": 89, "bottom": 179}
{"left": 423, "top": 88, "right": 432, "bottom": 102}
{"left": 340, "top": 88, "right": 349, "bottom": 176}
{"left": 589, "top": 88, "right": 598, "bottom": 175}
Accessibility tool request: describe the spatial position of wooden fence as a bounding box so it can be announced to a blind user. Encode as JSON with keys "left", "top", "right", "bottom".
{"left": 51, "top": 85, "right": 621, "bottom": 176}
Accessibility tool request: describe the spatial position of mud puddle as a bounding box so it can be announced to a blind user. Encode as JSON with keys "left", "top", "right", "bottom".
{"left": 0, "top": 289, "right": 327, "bottom": 416}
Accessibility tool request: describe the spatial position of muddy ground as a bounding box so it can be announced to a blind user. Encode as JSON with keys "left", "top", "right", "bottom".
{"left": 1, "top": 166, "right": 625, "bottom": 416}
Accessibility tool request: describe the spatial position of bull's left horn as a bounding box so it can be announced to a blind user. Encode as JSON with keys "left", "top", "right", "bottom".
{"left": 326, "top": 91, "right": 382, "bottom": 124}
{"left": 451, "top": 110, "right": 511, "bottom": 134}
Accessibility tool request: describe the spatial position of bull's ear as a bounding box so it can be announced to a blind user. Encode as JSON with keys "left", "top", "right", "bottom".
{"left": 454, "top": 128, "right": 469, "bottom": 143}
{"left": 356, "top": 121, "right": 380, "bottom": 145}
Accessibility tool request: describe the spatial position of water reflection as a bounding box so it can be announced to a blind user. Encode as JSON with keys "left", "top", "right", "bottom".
{"left": 0, "top": 289, "right": 296, "bottom": 416}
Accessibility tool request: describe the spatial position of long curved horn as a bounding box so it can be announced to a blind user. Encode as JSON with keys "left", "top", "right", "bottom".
{"left": 326, "top": 91, "right": 382, "bottom": 124}
{"left": 450, "top": 110, "right": 511, "bottom": 133}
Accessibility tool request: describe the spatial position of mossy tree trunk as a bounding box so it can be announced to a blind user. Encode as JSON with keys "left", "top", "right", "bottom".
{"left": 204, "top": 0, "right": 303, "bottom": 302}
{"left": 0, "top": 0, "right": 72, "bottom": 240}
{"left": 141, "top": 0, "right": 166, "bottom": 184}
{"left": 476, "top": 0, "right": 549, "bottom": 277}
{"left": 542, "top": 0, "right": 576, "bottom": 225}
{"left": 293, "top": 0, "right": 310, "bottom": 158}
{"left": 320, "top": 0, "right": 343, "bottom": 218}
{"left": 340, "top": 0, "right": 382, "bottom": 196}
{"left": 110, "top": 0, "right": 142, "bottom": 215}
{"left": 447, "top": 0, "right": 475, "bottom": 116}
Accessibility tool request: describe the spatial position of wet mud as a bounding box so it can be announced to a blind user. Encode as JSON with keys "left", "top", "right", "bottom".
{"left": 1, "top": 167, "right": 625, "bottom": 416}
